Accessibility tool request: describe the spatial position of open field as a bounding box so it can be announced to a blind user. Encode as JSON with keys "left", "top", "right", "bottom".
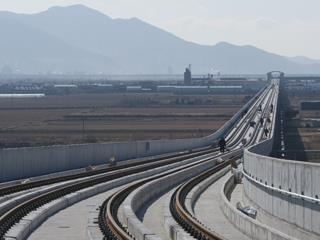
{"left": 0, "top": 93, "right": 249, "bottom": 147}
{"left": 281, "top": 90, "right": 320, "bottom": 162}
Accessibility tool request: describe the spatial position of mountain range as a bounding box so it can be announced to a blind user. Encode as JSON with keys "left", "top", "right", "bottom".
{"left": 0, "top": 4, "right": 319, "bottom": 75}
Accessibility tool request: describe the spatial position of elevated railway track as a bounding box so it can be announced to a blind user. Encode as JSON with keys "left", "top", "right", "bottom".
{"left": 169, "top": 84, "right": 277, "bottom": 240}
{"left": 0, "top": 82, "right": 278, "bottom": 240}
{"left": 98, "top": 83, "right": 277, "bottom": 240}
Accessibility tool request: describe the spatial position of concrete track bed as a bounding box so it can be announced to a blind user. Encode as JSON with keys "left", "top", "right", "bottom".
{"left": 121, "top": 155, "right": 223, "bottom": 240}
{"left": 5, "top": 151, "right": 217, "bottom": 240}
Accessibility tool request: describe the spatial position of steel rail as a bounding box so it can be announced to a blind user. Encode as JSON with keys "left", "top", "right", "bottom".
{"left": 0, "top": 85, "right": 272, "bottom": 240}
{"left": 226, "top": 84, "right": 272, "bottom": 146}
{"left": 98, "top": 86, "right": 274, "bottom": 240}
{"left": 99, "top": 150, "right": 241, "bottom": 240}
{"left": 0, "top": 88, "right": 261, "bottom": 238}
{"left": 0, "top": 78, "right": 270, "bottom": 198}
{"left": 248, "top": 87, "right": 276, "bottom": 145}
{"left": 170, "top": 87, "right": 277, "bottom": 240}
{"left": 172, "top": 156, "right": 241, "bottom": 240}
{"left": 0, "top": 147, "right": 219, "bottom": 239}
{"left": 0, "top": 146, "right": 215, "bottom": 197}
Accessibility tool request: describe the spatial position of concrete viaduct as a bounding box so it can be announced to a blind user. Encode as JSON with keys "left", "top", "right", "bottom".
{"left": 242, "top": 72, "right": 320, "bottom": 239}
{"left": 0, "top": 73, "right": 319, "bottom": 240}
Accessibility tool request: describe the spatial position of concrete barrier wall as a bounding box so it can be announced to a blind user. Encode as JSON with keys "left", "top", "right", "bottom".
{"left": 0, "top": 86, "right": 266, "bottom": 182}
{"left": 220, "top": 175, "right": 296, "bottom": 240}
{"left": 243, "top": 81, "right": 320, "bottom": 237}
{"left": 0, "top": 136, "right": 209, "bottom": 182}
{"left": 122, "top": 155, "right": 222, "bottom": 240}
{"left": 7, "top": 151, "right": 211, "bottom": 240}
{"left": 185, "top": 164, "right": 231, "bottom": 215}
{"left": 242, "top": 181, "right": 320, "bottom": 240}
{"left": 185, "top": 158, "right": 242, "bottom": 216}
{"left": 243, "top": 147, "right": 320, "bottom": 236}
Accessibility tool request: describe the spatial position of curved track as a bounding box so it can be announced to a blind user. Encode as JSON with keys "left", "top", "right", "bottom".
{"left": 0, "top": 148, "right": 213, "bottom": 197}
{"left": 97, "top": 84, "right": 276, "bottom": 240}
{"left": 0, "top": 147, "right": 221, "bottom": 239}
{"left": 170, "top": 84, "right": 277, "bottom": 240}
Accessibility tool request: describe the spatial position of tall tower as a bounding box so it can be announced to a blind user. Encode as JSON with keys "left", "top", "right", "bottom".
{"left": 184, "top": 65, "right": 192, "bottom": 85}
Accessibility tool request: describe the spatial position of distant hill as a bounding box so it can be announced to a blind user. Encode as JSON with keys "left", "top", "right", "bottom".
{"left": 289, "top": 56, "right": 320, "bottom": 65}
{"left": 0, "top": 4, "right": 319, "bottom": 74}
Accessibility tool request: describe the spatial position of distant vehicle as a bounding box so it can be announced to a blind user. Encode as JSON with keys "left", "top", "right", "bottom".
{"left": 249, "top": 121, "right": 256, "bottom": 127}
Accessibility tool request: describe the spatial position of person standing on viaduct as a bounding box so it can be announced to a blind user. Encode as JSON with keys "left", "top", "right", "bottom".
{"left": 218, "top": 137, "right": 227, "bottom": 153}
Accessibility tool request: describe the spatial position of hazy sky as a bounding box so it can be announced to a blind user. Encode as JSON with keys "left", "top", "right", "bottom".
{"left": 1, "top": 0, "right": 320, "bottom": 59}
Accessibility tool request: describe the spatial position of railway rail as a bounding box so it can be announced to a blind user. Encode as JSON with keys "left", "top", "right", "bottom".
{"left": 0, "top": 107, "right": 254, "bottom": 240}
{"left": 0, "top": 83, "right": 275, "bottom": 240}
{"left": 170, "top": 84, "right": 277, "bottom": 240}
{"left": 97, "top": 85, "right": 276, "bottom": 240}
{"left": 0, "top": 147, "right": 212, "bottom": 197}
{"left": 0, "top": 147, "right": 221, "bottom": 239}
{"left": 0, "top": 78, "right": 269, "bottom": 199}
{"left": 99, "top": 151, "right": 241, "bottom": 240}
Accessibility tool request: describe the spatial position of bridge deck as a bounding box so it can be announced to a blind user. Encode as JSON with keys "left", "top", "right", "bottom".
{"left": 27, "top": 188, "right": 120, "bottom": 240}
{"left": 194, "top": 172, "right": 250, "bottom": 240}
{"left": 141, "top": 189, "right": 174, "bottom": 240}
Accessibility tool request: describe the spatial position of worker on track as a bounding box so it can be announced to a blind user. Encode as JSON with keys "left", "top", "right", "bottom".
{"left": 259, "top": 117, "right": 264, "bottom": 126}
{"left": 218, "top": 137, "right": 227, "bottom": 153}
{"left": 267, "top": 117, "right": 271, "bottom": 123}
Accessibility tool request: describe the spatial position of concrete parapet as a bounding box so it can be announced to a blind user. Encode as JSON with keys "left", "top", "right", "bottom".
{"left": 241, "top": 79, "right": 320, "bottom": 237}
{"left": 185, "top": 165, "right": 231, "bottom": 216}
{"left": 242, "top": 184, "right": 320, "bottom": 240}
{"left": 121, "top": 154, "right": 221, "bottom": 240}
{"left": 7, "top": 152, "right": 216, "bottom": 240}
{"left": 220, "top": 175, "right": 296, "bottom": 240}
{"left": 243, "top": 144, "right": 320, "bottom": 237}
{"left": 163, "top": 193, "right": 194, "bottom": 240}
{"left": 184, "top": 156, "right": 242, "bottom": 217}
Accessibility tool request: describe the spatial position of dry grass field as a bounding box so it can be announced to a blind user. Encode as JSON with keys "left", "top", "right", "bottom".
{"left": 285, "top": 91, "right": 320, "bottom": 152}
{"left": 0, "top": 93, "right": 249, "bottom": 147}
